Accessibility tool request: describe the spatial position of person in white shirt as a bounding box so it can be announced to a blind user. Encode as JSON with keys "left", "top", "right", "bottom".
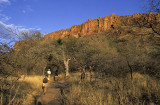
{"left": 47, "top": 69, "right": 51, "bottom": 78}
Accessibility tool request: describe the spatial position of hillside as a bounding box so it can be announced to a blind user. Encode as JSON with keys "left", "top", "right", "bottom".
{"left": 44, "top": 12, "right": 160, "bottom": 40}
{"left": 14, "top": 12, "right": 160, "bottom": 50}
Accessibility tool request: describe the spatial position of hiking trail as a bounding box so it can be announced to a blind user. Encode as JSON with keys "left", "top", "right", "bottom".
{"left": 36, "top": 78, "right": 69, "bottom": 105}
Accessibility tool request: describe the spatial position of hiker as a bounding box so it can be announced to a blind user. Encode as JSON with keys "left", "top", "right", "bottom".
{"left": 47, "top": 69, "right": 51, "bottom": 78}
{"left": 81, "top": 70, "right": 85, "bottom": 82}
{"left": 54, "top": 70, "right": 58, "bottom": 81}
{"left": 42, "top": 75, "right": 49, "bottom": 95}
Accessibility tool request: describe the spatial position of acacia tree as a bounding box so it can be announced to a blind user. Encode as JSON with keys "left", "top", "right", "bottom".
{"left": 145, "top": 0, "right": 160, "bottom": 13}
{"left": 57, "top": 38, "right": 71, "bottom": 76}
{"left": 21, "top": 30, "right": 43, "bottom": 40}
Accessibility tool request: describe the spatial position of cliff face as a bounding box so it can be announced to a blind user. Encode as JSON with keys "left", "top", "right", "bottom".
{"left": 14, "top": 13, "right": 160, "bottom": 50}
{"left": 44, "top": 13, "right": 121, "bottom": 40}
{"left": 44, "top": 12, "right": 160, "bottom": 40}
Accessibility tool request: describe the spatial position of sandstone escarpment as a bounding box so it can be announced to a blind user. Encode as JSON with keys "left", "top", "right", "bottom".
{"left": 14, "top": 13, "right": 160, "bottom": 50}
{"left": 44, "top": 12, "right": 160, "bottom": 40}
{"left": 44, "top": 13, "right": 121, "bottom": 40}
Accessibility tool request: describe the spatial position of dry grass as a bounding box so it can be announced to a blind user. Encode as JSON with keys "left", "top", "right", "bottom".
{"left": 19, "top": 75, "right": 43, "bottom": 105}
{"left": 58, "top": 73, "right": 66, "bottom": 80}
{"left": 63, "top": 72, "right": 160, "bottom": 105}
{"left": 19, "top": 75, "right": 43, "bottom": 89}
{"left": 0, "top": 75, "right": 43, "bottom": 105}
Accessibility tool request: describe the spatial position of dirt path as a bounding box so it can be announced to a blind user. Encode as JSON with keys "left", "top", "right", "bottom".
{"left": 36, "top": 79, "right": 69, "bottom": 105}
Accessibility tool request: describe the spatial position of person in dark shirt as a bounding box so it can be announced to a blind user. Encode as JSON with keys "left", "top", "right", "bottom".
{"left": 55, "top": 70, "right": 58, "bottom": 76}
{"left": 54, "top": 70, "right": 58, "bottom": 81}
{"left": 42, "top": 75, "right": 49, "bottom": 95}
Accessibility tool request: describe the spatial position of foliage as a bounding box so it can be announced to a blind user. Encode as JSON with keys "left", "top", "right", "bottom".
{"left": 21, "top": 30, "right": 43, "bottom": 40}
{"left": 1, "top": 25, "right": 160, "bottom": 78}
{"left": 144, "top": 0, "right": 160, "bottom": 13}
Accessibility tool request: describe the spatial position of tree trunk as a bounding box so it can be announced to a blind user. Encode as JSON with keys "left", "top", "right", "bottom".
{"left": 62, "top": 49, "right": 70, "bottom": 76}
{"left": 64, "top": 59, "right": 70, "bottom": 76}
{"left": 1, "top": 86, "right": 3, "bottom": 105}
{"left": 89, "top": 66, "right": 92, "bottom": 82}
{"left": 127, "top": 60, "right": 133, "bottom": 80}
{"left": 150, "top": 24, "right": 160, "bottom": 35}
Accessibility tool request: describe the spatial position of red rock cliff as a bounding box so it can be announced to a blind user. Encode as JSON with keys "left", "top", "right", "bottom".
{"left": 14, "top": 13, "right": 160, "bottom": 50}
{"left": 44, "top": 12, "right": 160, "bottom": 40}
{"left": 44, "top": 13, "right": 121, "bottom": 40}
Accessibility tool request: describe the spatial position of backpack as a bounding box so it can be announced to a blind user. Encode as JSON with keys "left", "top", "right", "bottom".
{"left": 55, "top": 71, "right": 58, "bottom": 76}
{"left": 43, "top": 77, "right": 48, "bottom": 83}
{"left": 81, "top": 72, "right": 85, "bottom": 80}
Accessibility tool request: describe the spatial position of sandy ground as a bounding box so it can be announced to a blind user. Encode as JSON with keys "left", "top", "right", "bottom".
{"left": 36, "top": 78, "right": 69, "bottom": 105}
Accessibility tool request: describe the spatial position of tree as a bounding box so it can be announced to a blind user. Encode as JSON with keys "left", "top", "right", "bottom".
{"left": 56, "top": 39, "right": 71, "bottom": 76}
{"left": 133, "top": 13, "right": 160, "bottom": 35}
{"left": 145, "top": 0, "right": 160, "bottom": 13}
{"left": 21, "top": 30, "right": 43, "bottom": 40}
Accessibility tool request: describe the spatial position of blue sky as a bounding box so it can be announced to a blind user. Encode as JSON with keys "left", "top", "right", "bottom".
{"left": 0, "top": 0, "right": 146, "bottom": 34}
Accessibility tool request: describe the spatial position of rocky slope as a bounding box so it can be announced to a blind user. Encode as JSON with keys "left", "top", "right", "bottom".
{"left": 14, "top": 12, "right": 160, "bottom": 50}
{"left": 44, "top": 12, "right": 160, "bottom": 40}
